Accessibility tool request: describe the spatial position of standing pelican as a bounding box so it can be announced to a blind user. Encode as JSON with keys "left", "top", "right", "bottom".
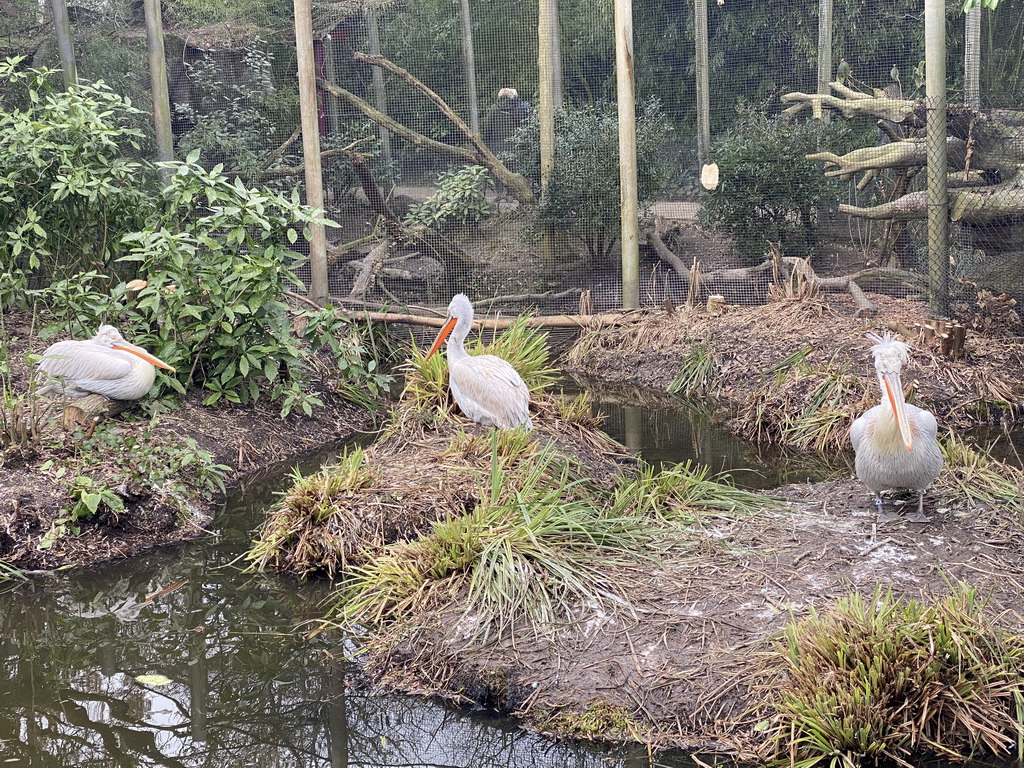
{"left": 37, "top": 325, "right": 176, "bottom": 401}
{"left": 426, "top": 294, "right": 533, "bottom": 430}
{"left": 850, "top": 332, "right": 943, "bottom": 522}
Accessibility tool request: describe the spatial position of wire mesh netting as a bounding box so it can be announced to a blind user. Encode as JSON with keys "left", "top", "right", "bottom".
{"left": 2, "top": 0, "right": 1023, "bottom": 320}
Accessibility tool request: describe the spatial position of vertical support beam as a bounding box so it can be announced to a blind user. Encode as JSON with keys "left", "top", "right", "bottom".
{"left": 538, "top": 0, "right": 557, "bottom": 265}
{"left": 816, "top": 0, "right": 833, "bottom": 107}
{"left": 614, "top": 0, "right": 638, "bottom": 309}
{"left": 537, "top": 0, "right": 555, "bottom": 199}
{"left": 143, "top": 0, "right": 174, "bottom": 177}
{"left": 694, "top": 0, "right": 710, "bottom": 166}
{"left": 551, "top": 0, "right": 563, "bottom": 109}
{"left": 294, "top": 0, "right": 328, "bottom": 306}
{"left": 458, "top": 0, "right": 480, "bottom": 134}
{"left": 964, "top": 4, "right": 981, "bottom": 109}
{"left": 924, "top": 0, "right": 949, "bottom": 316}
{"left": 50, "top": 0, "right": 77, "bottom": 88}
{"left": 366, "top": 9, "right": 392, "bottom": 164}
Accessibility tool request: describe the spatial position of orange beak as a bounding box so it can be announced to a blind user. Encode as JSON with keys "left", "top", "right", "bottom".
{"left": 426, "top": 317, "right": 457, "bottom": 359}
{"left": 880, "top": 370, "right": 913, "bottom": 451}
{"left": 114, "top": 343, "right": 176, "bottom": 372}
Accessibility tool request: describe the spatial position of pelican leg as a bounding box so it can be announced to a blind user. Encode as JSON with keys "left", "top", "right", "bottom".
{"left": 874, "top": 493, "right": 901, "bottom": 523}
{"left": 904, "top": 491, "right": 931, "bottom": 523}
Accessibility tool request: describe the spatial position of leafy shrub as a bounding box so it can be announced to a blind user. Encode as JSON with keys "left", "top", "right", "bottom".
{"left": 73, "top": 154, "right": 367, "bottom": 414}
{"left": 698, "top": 105, "right": 852, "bottom": 263}
{"left": 508, "top": 98, "right": 672, "bottom": 261}
{"left": 0, "top": 59, "right": 154, "bottom": 302}
{"left": 404, "top": 165, "right": 492, "bottom": 231}
{"left": 2, "top": 64, "right": 391, "bottom": 416}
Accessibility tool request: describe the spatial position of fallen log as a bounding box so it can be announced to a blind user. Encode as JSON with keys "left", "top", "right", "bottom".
{"left": 283, "top": 290, "right": 646, "bottom": 331}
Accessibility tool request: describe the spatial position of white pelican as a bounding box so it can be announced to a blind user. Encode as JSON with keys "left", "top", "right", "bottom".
{"left": 850, "top": 332, "right": 943, "bottom": 522}
{"left": 426, "top": 294, "right": 533, "bottom": 430}
{"left": 37, "top": 325, "right": 176, "bottom": 401}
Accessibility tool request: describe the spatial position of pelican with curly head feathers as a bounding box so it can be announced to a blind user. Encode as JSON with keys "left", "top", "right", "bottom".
{"left": 849, "top": 332, "right": 942, "bottom": 522}
{"left": 426, "top": 294, "right": 533, "bottom": 430}
{"left": 36, "top": 325, "right": 176, "bottom": 401}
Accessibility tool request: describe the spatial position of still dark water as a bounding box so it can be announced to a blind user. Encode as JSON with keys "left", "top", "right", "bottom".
{"left": 1, "top": 390, "right": 1021, "bottom": 767}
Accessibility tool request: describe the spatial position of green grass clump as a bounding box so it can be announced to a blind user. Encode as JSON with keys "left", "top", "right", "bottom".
{"left": 615, "top": 461, "right": 772, "bottom": 522}
{"left": 246, "top": 448, "right": 376, "bottom": 578}
{"left": 938, "top": 433, "right": 1024, "bottom": 517}
{"left": 667, "top": 342, "right": 720, "bottom": 397}
{"left": 332, "top": 443, "right": 658, "bottom": 641}
{"left": 760, "top": 584, "right": 1024, "bottom": 768}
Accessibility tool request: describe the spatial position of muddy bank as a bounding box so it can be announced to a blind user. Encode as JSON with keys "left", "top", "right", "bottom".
{"left": 0, "top": 312, "right": 376, "bottom": 571}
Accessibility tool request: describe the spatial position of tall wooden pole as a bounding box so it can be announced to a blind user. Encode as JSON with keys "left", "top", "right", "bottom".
{"left": 925, "top": 0, "right": 949, "bottom": 316}
{"left": 694, "top": 0, "right": 710, "bottom": 166}
{"left": 294, "top": 0, "right": 328, "bottom": 305}
{"left": 538, "top": 0, "right": 556, "bottom": 264}
{"left": 614, "top": 0, "right": 639, "bottom": 309}
{"left": 366, "top": 9, "right": 392, "bottom": 164}
{"left": 816, "top": 0, "right": 833, "bottom": 106}
{"left": 143, "top": 0, "right": 174, "bottom": 177}
{"left": 965, "top": 4, "right": 981, "bottom": 109}
{"left": 551, "top": 0, "right": 563, "bottom": 109}
{"left": 49, "top": 0, "right": 77, "bottom": 89}
{"left": 458, "top": 0, "right": 480, "bottom": 133}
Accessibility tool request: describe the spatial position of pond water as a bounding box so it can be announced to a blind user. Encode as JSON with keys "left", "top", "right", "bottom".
{"left": 1, "top": 391, "right": 1021, "bottom": 767}
{"left": 0, "top": 428, "right": 703, "bottom": 768}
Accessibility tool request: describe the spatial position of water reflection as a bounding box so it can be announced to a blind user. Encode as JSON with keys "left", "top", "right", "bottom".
{"left": 0, "top": 445, "right": 699, "bottom": 768}
{"left": 562, "top": 379, "right": 843, "bottom": 489}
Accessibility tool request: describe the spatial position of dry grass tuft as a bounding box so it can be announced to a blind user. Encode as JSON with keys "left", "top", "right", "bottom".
{"left": 752, "top": 583, "right": 1024, "bottom": 768}
{"left": 937, "top": 433, "right": 1024, "bottom": 531}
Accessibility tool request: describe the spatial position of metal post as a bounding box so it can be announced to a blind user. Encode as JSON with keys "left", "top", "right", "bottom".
{"left": 366, "top": 9, "right": 392, "bottom": 163}
{"left": 965, "top": 5, "right": 981, "bottom": 110}
{"left": 459, "top": 0, "right": 479, "bottom": 134}
{"left": 817, "top": 0, "right": 833, "bottom": 107}
{"left": 694, "top": 0, "right": 710, "bottom": 166}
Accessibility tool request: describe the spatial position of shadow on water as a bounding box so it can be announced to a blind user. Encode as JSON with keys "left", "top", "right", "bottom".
{"left": 0, "top": 437, "right": 702, "bottom": 768}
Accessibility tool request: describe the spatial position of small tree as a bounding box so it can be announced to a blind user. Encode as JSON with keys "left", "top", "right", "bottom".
{"left": 0, "top": 59, "right": 153, "bottom": 301}
{"left": 698, "top": 106, "right": 854, "bottom": 263}
{"left": 509, "top": 98, "right": 672, "bottom": 262}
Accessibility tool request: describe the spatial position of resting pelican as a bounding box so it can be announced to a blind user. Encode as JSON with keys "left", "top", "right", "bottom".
{"left": 850, "top": 332, "right": 943, "bottom": 522}
{"left": 37, "top": 325, "right": 176, "bottom": 401}
{"left": 426, "top": 294, "right": 533, "bottom": 430}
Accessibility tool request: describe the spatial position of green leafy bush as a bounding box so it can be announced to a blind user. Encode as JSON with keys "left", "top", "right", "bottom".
{"left": 2, "top": 63, "right": 391, "bottom": 416}
{"left": 508, "top": 98, "right": 672, "bottom": 261}
{"left": 0, "top": 58, "right": 153, "bottom": 302}
{"left": 698, "top": 106, "right": 852, "bottom": 262}
{"left": 404, "top": 165, "right": 492, "bottom": 231}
